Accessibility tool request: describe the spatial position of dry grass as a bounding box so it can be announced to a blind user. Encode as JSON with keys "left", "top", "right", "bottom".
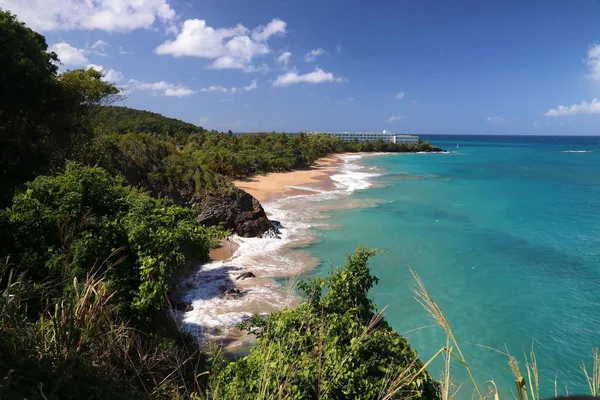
{"left": 410, "top": 268, "right": 486, "bottom": 400}
{"left": 0, "top": 261, "right": 211, "bottom": 399}
{"left": 581, "top": 347, "right": 600, "bottom": 396}
{"left": 410, "top": 267, "right": 600, "bottom": 400}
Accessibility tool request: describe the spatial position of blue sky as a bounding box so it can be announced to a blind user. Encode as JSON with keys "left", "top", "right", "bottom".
{"left": 3, "top": 0, "right": 600, "bottom": 134}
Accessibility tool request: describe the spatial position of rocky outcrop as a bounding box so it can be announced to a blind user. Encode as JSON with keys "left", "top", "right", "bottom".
{"left": 195, "top": 189, "right": 276, "bottom": 238}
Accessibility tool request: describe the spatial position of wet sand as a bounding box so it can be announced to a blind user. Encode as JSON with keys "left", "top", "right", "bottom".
{"left": 209, "top": 239, "right": 239, "bottom": 261}
{"left": 233, "top": 154, "right": 351, "bottom": 203}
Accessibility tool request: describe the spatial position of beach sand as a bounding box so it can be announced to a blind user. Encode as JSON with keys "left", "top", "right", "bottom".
{"left": 209, "top": 239, "right": 239, "bottom": 261}
{"left": 232, "top": 154, "right": 348, "bottom": 203}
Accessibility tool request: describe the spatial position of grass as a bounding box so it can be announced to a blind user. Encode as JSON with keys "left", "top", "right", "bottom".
{"left": 0, "top": 260, "right": 211, "bottom": 399}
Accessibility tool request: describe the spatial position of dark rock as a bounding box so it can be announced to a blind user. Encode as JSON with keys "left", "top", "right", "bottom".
{"left": 221, "top": 286, "right": 244, "bottom": 299}
{"left": 196, "top": 189, "right": 275, "bottom": 238}
{"left": 236, "top": 271, "right": 256, "bottom": 280}
{"left": 270, "top": 220, "right": 283, "bottom": 230}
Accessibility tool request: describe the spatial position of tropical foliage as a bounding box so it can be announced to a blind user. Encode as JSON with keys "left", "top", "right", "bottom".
{"left": 1, "top": 163, "right": 223, "bottom": 320}
{"left": 95, "top": 106, "right": 207, "bottom": 139}
{"left": 93, "top": 108, "right": 437, "bottom": 180}
{"left": 212, "top": 248, "right": 440, "bottom": 399}
{"left": 0, "top": 11, "right": 120, "bottom": 207}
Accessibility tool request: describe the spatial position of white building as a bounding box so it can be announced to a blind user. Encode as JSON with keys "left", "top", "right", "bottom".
{"left": 307, "top": 131, "right": 419, "bottom": 144}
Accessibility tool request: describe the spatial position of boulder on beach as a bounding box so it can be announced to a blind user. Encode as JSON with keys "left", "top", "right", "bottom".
{"left": 196, "top": 190, "right": 276, "bottom": 238}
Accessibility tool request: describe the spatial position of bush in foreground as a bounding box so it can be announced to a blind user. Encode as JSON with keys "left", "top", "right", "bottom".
{"left": 210, "top": 247, "right": 440, "bottom": 400}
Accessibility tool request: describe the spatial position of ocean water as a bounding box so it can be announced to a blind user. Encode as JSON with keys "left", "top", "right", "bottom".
{"left": 181, "top": 135, "right": 600, "bottom": 397}
{"left": 305, "top": 135, "right": 600, "bottom": 397}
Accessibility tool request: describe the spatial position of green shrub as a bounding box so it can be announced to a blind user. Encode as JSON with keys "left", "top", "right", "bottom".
{"left": 2, "top": 162, "right": 221, "bottom": 320}
{"left": 211, "top": 247, "right": 440, "bottom": 400}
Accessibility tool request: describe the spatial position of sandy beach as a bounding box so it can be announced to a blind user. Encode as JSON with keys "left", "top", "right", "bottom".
{"left": 179, "top": 152, "right": 384, "bottom": 350}
{"left": 232, "top": 154, "right": 350, "bottom": 203}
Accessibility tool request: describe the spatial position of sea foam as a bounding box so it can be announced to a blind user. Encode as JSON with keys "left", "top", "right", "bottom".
{"left": 177, "top": 154, "right": 381, "bottom": 347}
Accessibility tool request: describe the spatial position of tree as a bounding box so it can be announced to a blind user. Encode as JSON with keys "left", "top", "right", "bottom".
{"left": 53, "top": 68, "right": 122, "bottom": 159}
{"left": 0, "top": 10, "right": 120, "bottom": 206}
{"left": 0, "top": 10, "right": 59, "bottom": 206}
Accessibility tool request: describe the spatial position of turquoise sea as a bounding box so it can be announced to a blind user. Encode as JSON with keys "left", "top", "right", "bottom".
{"left": 304, "top": 136, "right": 600, "bottom": 397}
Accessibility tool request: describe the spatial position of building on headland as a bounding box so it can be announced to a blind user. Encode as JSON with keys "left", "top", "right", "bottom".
{"left": 306, "top": 130, "right": 419, "bottom": 144}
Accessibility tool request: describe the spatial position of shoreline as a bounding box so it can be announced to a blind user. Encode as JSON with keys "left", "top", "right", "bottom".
{"left": 232, "top": 153, "right": 353, "bottom": 203}
{"left": 177, "top": 152, "right": 384, "bottom": 351}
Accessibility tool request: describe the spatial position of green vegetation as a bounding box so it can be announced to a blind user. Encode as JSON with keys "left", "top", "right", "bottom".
{"left": 211, "top": 248, "right": 439, "bottom": 399}
{"left": 95, "top": 106, "right": 207, "bottom": 139}
{"left": 93, "top": 109, "right": 438, "bottom": 180}
{"left": 89, "top": 132, "right": 237, "bottom": 202}
{"left": 1, "top": 163, "right": 224, "bottom": 320}
{"left": 3, "top": 10, "right": 597, "bottom": 400}
{"left": 0, "top": 11, "right": 121, "bottom": 207}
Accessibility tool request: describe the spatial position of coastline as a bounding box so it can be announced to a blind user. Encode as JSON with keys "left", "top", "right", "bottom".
{"left": 177, "top": 152, "right": 384, "bottom": 351}
{"left": 232, "top": 154, "right": 351, "bottom": 203}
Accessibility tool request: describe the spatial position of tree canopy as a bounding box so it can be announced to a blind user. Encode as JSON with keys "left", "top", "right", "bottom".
{"left": 0, "top": 12, "right": 119, "bottom": 206}
{"left": 94, "top": 106, "right": 207, "bottom": 139}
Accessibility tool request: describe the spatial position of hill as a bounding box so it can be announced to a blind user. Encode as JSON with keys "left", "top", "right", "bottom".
{"left": 94, "top": 106, "right": 207, "bottom": 138}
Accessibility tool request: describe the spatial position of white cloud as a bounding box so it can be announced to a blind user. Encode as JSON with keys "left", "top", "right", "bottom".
{"left": 129, "top": 79, "right": 196, "bottom": 97}
{"left": 395, "top": 92, "right": 405, "bottom": 100}
{"left": 155, "top": 18, "right": 286, "bottom": 71}
{"left": 387, "top": 115, "right": 405, "bottom": 123}
{"left": 89, "top": 39, "right": 108, "bottom": 56}
{"left": 104, "top": 69, "right": 125, "bottom": 83}
{"left": 336, "top": 46, "right": 342, "bottom": 53}
{"left": 200, "top": 85, "right": 228, "bottom": 94}
{"left": 119, "top": 46, "right": 134, "bottom": 55}
{"left": 276, "top": 51, "right": 292, "bottom": 67}
{"left": 86, "top": 63, "right": 104, "bottom": 72}
{"left": 251, "top": 18, "right": 287, "bottom": 42}
{"left": 199, "top": 116, "right": 209, "bottom": 125}
{"left": 411, "top": 100, "right": 419, "bottom": 104}
{"left": 544, "top": 99, "right": 600, "bottom": 117}
{"left": 242, "top": 79, "right": 258, "bottom": 92}
{"left": 540, "top": 44, "right": 600, "bottom": 116}
{"left": 49, "top": 42, "right": 89, "bottom": 66}
{"left": 0, "top": 0, "right": 176, "bottom": 32}
{"left": 272, "top": 68, "right": 346, "bottom": 87}
{"left": 86, "top": 64, "right": 124, "bottom": 83}
{"left": 241, "top": 63, "right": 270, "bottom": 73}
{"left": 346, "top": 97, "right": 355, "bottom": 102}
{"left": 200, "top": 79, "right": 258, "bottom": 94}
{"left": 304, "top": 48, "right": 325, "bottom": 62}
{"left": 588, "top": 43, "right": 600, "bottom": 82}
{"left": 486, "top": 116, "right": 505, "bottom": 124}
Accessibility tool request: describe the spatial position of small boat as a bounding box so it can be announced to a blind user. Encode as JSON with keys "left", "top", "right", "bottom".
{"left": 456, "top": 143, "right": 459, "bottom": 149}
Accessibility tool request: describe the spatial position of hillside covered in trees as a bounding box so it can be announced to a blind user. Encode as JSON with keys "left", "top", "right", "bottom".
{"left": 94, "top": 106, "right": 208, "bottom": 138}
{"left": 94, "top": 105, "right": 441, "bottom": 178}
{"left": 0, "top": 10, "right": 443, "bottom": 400}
